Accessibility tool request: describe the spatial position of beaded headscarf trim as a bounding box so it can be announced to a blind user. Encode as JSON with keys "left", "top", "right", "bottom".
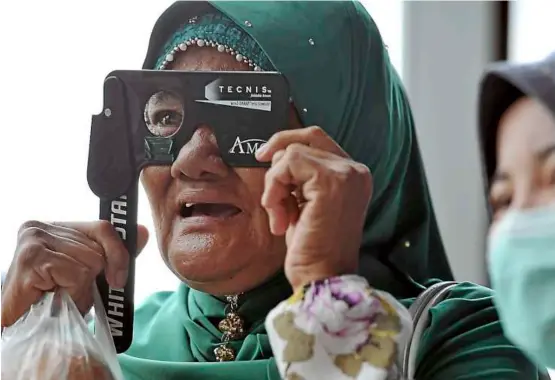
{"left": 155, "top": 13, "right": 274, "bottom": 72}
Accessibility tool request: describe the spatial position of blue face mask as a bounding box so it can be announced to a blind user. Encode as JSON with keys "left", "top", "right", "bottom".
{"left": 487, "top": 202, "right": 555, "bottom": 369}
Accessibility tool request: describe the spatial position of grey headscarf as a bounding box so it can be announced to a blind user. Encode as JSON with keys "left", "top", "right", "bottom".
{"left": 478, "top": 52, "right": 555, "bottom": 213}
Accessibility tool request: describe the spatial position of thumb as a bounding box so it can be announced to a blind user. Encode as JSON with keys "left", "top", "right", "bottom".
{"left": 136, "top": 224, "right": 149, "bottom": 255}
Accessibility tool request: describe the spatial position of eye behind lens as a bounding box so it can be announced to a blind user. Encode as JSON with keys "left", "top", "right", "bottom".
{"left": 144, "top": 90, "right": 184, "bottom": 137}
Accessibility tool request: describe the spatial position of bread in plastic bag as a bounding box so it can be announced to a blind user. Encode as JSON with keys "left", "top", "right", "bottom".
{"left": 1, "top": 284, "right": 124, "bottom": 380}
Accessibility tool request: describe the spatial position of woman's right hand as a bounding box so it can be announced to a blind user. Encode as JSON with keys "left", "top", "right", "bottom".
{"left": 1, "top": 221, "right": 149, "bottom": 328}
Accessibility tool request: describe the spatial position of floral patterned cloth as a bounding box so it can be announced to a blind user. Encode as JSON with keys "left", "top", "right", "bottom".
{"left": 265, "top": 275, "right": 412, "bottom": 380}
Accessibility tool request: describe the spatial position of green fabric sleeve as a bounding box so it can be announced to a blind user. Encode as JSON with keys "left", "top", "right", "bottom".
{"left": 408, "top": 282, "right": 539, "bottom": 379}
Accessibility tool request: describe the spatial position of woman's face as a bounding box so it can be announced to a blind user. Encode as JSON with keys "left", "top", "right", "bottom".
{"left": 489, "top": 96, "right": 555, "bottom": 222}
{"left": 141, "top": 47, "right": 299, "bottom": 295}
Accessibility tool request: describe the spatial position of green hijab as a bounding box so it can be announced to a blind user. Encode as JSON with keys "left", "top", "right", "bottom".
{"left": 119, "top": 1, "right": 453, "bottom": 379}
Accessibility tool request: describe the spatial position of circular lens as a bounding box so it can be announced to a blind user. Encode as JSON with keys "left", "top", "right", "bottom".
{"left": 144, "top": 90, "right": 184, "bottom": 137}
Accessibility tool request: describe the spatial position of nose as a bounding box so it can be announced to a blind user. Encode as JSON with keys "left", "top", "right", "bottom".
{"left": 170, "top": 126, "right": 229, "bottom": 180}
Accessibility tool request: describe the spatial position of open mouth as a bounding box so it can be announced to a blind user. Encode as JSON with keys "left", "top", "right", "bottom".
{"left": 179, "top": 202, "right": 242, "bottom": 219}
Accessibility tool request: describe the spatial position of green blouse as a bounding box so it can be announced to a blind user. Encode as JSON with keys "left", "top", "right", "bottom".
{"left": 116, "top": 280, "right": 538, "bottom": 379}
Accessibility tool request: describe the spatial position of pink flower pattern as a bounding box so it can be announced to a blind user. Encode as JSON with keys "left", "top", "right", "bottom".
{"left": 266, "top": 275, "right": 412, "bottom": 380}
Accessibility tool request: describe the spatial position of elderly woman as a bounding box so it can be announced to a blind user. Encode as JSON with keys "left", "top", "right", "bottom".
{"left": 479, "top": 52, "right": 555, "bottom": 371}
{"left": 1, "top": 1, "right": 541, "bottom": 379}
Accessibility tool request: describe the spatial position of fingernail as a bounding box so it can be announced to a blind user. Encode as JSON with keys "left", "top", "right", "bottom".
{"left": 255, "top": 144, "right": 267, "bottom": 158}
{"left": 115, "top": 269, "right": 128, "bottom": 288}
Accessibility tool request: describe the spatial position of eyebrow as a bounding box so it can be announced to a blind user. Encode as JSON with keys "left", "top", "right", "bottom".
{"left": 491, "top": 143, "right": 555, "bottom": 184}
{"left": 491, "top": 171, "right": 508, "bottom": 183}
{"left": 538, "top": 144, "right": 555, "bottom": 161}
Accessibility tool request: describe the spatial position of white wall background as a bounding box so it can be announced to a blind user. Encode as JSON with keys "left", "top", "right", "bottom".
{"left": 0, "top": 0, "right": 402, "bottom": 304}
{"left": 508, "top": 0, "right": 555, "bottom": 63}
{"left": 402, "top": 1, "right": 497, "bottom": 285}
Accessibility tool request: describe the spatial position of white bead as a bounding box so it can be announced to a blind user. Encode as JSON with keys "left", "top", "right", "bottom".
{"left": 302, "top": 108, "right": 308, "bottom": 113}
{"left": 308, "top": 38, "right": 315, "bottom": 45}
{"left": 404, "top": 241, "right": 411, "bottom": 248}
{"left": 244, "top": 20, "right": 252, "bottom": 27}
{"left": 169, "top": 39, "right": 267, "bottom": 73}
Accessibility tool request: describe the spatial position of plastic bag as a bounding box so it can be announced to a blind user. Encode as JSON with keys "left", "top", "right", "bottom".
{"left": 1, "top": 284, "right": 124, "bottom": 380}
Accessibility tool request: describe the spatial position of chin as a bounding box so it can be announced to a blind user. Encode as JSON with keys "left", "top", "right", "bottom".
{"left": 165, "top": 246, "right": 285, "bottom": 296}
{"left": 159, "top": 223, "right": 286, "bottom": 294}
{"left": 166, "top": 236, "right": 246, "bottom": 281}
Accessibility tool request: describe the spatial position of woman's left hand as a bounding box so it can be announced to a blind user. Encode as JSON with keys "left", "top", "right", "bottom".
{"left": 256, "top": 126, "right": 373, "bottom": 290}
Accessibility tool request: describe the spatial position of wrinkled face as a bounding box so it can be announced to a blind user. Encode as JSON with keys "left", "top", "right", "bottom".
{"left": 489, "top": 96, "right": 555, "bottom": 223}
{"left": 141, "top": 47, "right": 300, "bottom": 295}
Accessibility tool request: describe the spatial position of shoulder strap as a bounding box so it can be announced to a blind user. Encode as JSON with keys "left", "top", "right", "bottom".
{"left": 400, "top": 281, "right": 458, "bottom": 380}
